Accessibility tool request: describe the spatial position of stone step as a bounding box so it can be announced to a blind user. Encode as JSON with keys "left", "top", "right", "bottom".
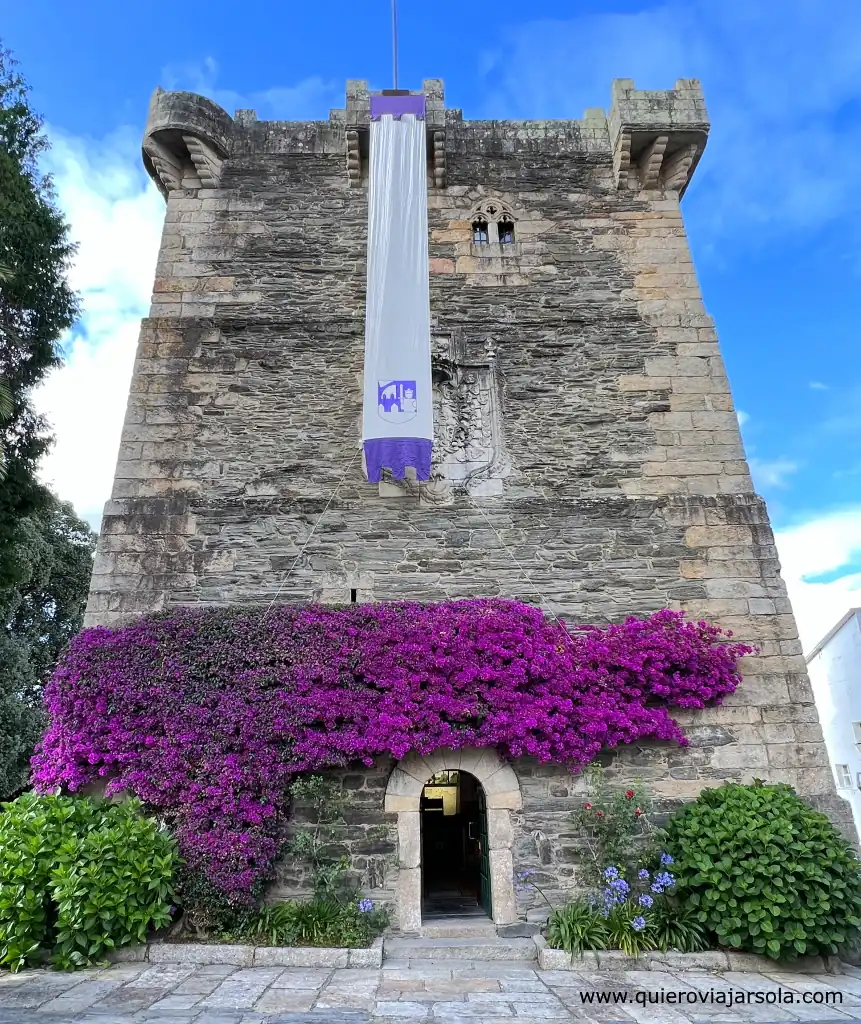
{"left": 384, "top": 937, "right": 538, "bottom": 961}
{"left": 420, "top": 916, "right": 498, "bottom": 939}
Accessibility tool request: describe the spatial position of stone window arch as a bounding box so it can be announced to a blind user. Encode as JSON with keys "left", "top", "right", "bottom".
{"left": 470, "top": 200, "right": 516, "bottom": 248}
{"left": 472, "top": 217, "right": 489, "bottom": 244}
{"left": 384, "top": 746, "right": 521, "bottom": 931}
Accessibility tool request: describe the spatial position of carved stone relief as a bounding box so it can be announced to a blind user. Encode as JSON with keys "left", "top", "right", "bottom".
{"left": 379, "top": 330, "right": 510, "bottom": 504}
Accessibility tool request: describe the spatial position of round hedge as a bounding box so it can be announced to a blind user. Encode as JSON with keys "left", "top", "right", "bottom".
{"left": 665, "top": 782, "right": 861, "bottom": 960}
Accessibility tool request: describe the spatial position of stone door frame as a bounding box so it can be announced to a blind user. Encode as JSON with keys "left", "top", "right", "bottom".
{"left": 383, "top": 747, "right": 522, "bottom": 931}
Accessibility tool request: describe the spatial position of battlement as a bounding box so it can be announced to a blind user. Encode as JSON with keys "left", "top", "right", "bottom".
{"left": 142, "top": 77, "right": 709, "bottom": 198}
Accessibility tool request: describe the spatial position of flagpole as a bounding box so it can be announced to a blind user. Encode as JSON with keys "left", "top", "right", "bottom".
{"left": 391, "top": 0, "right": 399, "bottom": 90}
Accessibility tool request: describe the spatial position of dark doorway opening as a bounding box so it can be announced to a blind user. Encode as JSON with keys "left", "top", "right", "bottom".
{"left": 420, "top": 770, "right": 491, "bottom": 919}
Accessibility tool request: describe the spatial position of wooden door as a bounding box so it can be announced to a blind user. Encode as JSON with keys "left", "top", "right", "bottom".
{"left": 477, "top": 787, "right": 492, "bottom": 917}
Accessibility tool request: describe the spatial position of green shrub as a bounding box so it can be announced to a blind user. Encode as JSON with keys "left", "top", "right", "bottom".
{"left": 665, "top": 782, "right": 861, "bottom": 960}
{"left": 546, "top": 899, "right": 609, "bottom": 955}
{"left": 233, "top": 896, "right": 388, "bottom": 948}
{"left": 0, "top": 793, "right": 178, "bottom": 971}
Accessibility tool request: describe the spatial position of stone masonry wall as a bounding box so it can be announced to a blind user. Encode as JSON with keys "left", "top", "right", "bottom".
{"left": 86, "top": 79, "right": 852, "bottom": 879}
{"left": 272, "top": 760, "right": 398, "bottom": 910}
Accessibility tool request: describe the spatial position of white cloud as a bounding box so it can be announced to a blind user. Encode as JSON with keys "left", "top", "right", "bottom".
{"left": 748, "top": 457, "right": 799, "bottom": 489}
{"left": 160, "top": 58, "right": 342, "bottom": 121}
{"left": 32, "top": 127, "right": 164, "bottom": 529}
{"left": 736, "top": 410, "right": 750, "bottom": 427}
{"left": 809, "top": 380, "right": 829, "bottom": 391}
{"left": 477, "top": 0, "right": 861, "bottom": 241}
{"left": 775, "top": 508, "right": 861, "bottom": 653}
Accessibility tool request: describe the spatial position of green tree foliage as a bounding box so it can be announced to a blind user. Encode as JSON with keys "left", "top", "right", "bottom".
{"left": 0, "top": 499, "right": 95, "bottom": 799}
{"left": 0, "top": 44, "right": 79, "bottom": 588}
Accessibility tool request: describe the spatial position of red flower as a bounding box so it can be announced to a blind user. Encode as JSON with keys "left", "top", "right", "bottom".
{"left": 635, "top": 808, "right": 643, "bottom": 816}
{"left": 625, "top": 789, "right": 634, "bottom": 799}
{"left": 584, "top": 803, "right": 592, "bottom": 810}
{"left": 596, "top": 811, "right": 604, "bottom": 818}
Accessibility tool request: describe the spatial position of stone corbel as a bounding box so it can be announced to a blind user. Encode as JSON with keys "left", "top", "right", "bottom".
{"left": 637, "top": 134, "right": 668, "bottom": 189}
{"left": 143, "top": 137, "right": 184, "bottom": 198}
{"left": 661, "top": 143, "right": 698, "bottom": 192}
{"left": 613, "top": 130, "right": 632, "bottom": 189}
{"left": 183, "top": 134, "right": 224, "bottom": 188}
{"left": 431, "top": 130, "right": 446, "bottom": 189}
{"left": 346, "top": 130, "right": 362, "bottom": 186}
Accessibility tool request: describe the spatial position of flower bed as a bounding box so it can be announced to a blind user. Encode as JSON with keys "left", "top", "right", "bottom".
{"left": 32, "top": 599, "right": 751, "bottom": 912}
{"left": 539, "top": 774, "right": 861, "bottom": 967}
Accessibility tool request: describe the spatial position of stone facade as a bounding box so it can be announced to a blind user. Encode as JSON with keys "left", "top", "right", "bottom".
{"left": 88, "top": 77, "right": 851, "bottom": 929}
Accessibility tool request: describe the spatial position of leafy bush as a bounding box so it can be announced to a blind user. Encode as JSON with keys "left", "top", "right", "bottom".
{"left": 233, "top": 896, "right": 388, "bottom": 948}
{"left": 0, "top": 793, "right": 177, "bottom": 971}
{"left": 32, "top": 600, "right": 752, "bottom": 906}
{"left": 665, "top": 782, "right": 861, "bottom": 960}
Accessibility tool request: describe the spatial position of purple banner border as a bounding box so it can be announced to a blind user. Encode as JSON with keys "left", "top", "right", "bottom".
{"left": 364, "top": 438, "right": 433, "bottom": 483}
{"left": 369, "top": 95, "right": 426, "bottom": 121}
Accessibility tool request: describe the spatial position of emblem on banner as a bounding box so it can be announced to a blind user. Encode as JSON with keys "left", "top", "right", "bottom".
{"left": 377, "top": 380, "right": 418, "bottom": 423}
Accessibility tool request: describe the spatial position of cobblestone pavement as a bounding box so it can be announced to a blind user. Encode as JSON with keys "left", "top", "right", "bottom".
{"left": 2, "top": 959, "right": 861, "bottom": 1023}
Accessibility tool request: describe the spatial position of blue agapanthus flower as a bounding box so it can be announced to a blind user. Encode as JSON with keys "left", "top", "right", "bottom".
{"left": 608, "top": 878, "right": 629, "bottom": 897}
{"left": 358, "top": 899, "right": 374, "bottom": 913}
{"left": 631, "top": 916, "right": 647, "bottom": 932}
{"left": 638, "top": 894, "right": 653, "bottom": 908}
{"left": 654, "top": 871, "right": 675, "bottom": 888}
{"left": 638, "top": 868, "right": 650, "bottom": 880}
{"left": 660, "top": 853, "right": 674, "bottom": 866}
{"left": 603, "top": 866, "right": 620, "bottom": 880}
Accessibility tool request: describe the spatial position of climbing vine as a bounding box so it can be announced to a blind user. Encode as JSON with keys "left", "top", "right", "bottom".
{"left": 32, "top": 599, "right": 752, "bottom": 907}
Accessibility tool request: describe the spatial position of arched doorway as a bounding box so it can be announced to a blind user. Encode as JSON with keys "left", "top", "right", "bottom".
{"left": 421, "top": 770, "right": 491, "bottom": 919}
{"left": 384, "top": 747, "right": 522, "bottom": 932}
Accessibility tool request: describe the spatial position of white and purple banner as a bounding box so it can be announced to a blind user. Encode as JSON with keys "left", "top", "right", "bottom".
{"left": 361, "top": 95, "right": 433, "bottom": 483}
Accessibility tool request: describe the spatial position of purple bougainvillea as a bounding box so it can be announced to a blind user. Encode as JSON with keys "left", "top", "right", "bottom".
{"left": 32, "top": 599, "right": 753, "bottom": 905}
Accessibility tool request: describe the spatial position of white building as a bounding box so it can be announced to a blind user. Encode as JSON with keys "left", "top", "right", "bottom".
{"left": 806, "top": 609, "right": 861, "bottom": 840}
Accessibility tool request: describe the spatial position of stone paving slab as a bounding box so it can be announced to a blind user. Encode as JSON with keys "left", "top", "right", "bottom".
{"left": 4, "top": 960, "right": 861, "bottom": 1023}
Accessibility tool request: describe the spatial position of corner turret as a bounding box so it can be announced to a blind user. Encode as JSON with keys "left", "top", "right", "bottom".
{"left": 142, "top": 88, "right": 233, "bottom": 199}
{"left": 608, "top": 78, "right": 709, "bottom": 196}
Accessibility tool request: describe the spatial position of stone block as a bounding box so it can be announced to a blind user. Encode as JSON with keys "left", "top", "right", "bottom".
{"left": 538, "top": 946, "right": 572, "bottom": 970}
{"left": 489, "top": 846, "right": 517, "bottom": 924}
{"left": 648, "top": 950, "right": 729, "bottom": 972}
{"left": 487, "top": 808, "right": 514, "bottom": 850}
{"left": 106, "top": 944, "right": 149, "bottom": 962}
{"left": 148, "top": 943, "right": 254, "bottom": 967}
{"left": 397, "top": 811, "right": 420, "bottom": 869}
{"left": 348, "top": 939, "right": 384, "bottom": 967}
{"left": 485, "top": 788, "right": 523, "bottom": 810}
{"left": 397, "top": 867, "right": 422, "bottom": 933}
{"left": 767, "top": 743, "right": 828, "bottom": 769}
{"left": 252, "top": 945, "right": 349, "bottom": 967}
{"left": 709, "top": 744, "right": 768, "bottom": 770}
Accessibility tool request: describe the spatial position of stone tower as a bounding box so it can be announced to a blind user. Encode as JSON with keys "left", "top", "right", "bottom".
{"left": 86, "top": 78, "right": 849, "bottom": 926}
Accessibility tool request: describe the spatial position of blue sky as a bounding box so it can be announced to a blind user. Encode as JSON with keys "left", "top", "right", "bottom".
{"left": 5, "top": 0, "right": 861, "bottom": 650}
